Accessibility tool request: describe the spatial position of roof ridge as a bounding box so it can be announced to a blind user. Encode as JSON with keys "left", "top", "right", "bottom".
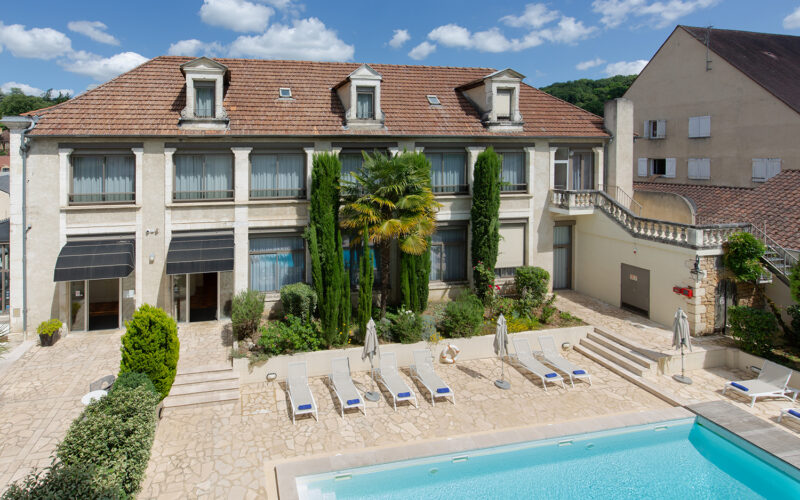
{"left": 155, "top": 55, "right": 496, "bottom": 72}
{"left": 680, "top": 25, "right": 800, "bottom": 39}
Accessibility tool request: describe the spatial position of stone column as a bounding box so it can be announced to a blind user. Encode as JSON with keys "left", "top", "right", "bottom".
{"left": 523, "top": 146, "right": 536, "bottom": 195}
{"left": 530, "top": 143, "right": 554, "bottom": 284}
{"left": 304, "top": 147, "right": 315, "bottom": 201}
{"left": 231, "top": 147, "right": 252, "bottom": 293}
{"left": 163, "top": 148, "right": 176, "bottom": 257}
{"left": 465, "top": 147, "right": 485, "bottom": 195}
{"left": 57, "top": 148, "right": 72, "bottom": 250}
{"left": 132, "top": 147, "right": 144, "bottom": 307}
{"left": 593, "top": 146, "right": 604, "bottom": 191}
{"left": 5, "top": 121, "right": 29, "bottom": 334}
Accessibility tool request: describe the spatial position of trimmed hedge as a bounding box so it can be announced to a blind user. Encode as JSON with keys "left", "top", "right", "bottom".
{"left": 111, "top": 371, "right": 157, "bottom": 396}
{"left": 515, "top": 266, "right": 550, "bottom": 311}
{"left": 728, "top": 306, "right": 777, "bottom": 356}
{"left": 119, "top": 304, "right": 179, "bottom": 400}
{"left": 439, "top": 292, "right": 484, "bottom": 338}
{"left": 280, "top": 283, "right": 317, "bottom": 323}
{"left": 2, "top": 461, "right": 124, "bottom": 500}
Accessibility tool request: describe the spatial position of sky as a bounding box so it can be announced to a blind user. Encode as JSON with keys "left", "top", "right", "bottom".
{"left": 2, "top": 0, "right": 800, "bottom": 97}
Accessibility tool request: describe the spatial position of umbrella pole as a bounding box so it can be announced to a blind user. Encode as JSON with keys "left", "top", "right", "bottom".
{"left": 672, "top": 340, "right": 693, "bottom": 385}
{"left": 495, "top": 348, "right": 510, "bottom": 390}
{"left": 365, "top": 354, "right": 380, "bottom": 402}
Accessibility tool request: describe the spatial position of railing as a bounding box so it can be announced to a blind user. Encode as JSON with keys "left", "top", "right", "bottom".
{"left": 69, "top": 192, "right": 135, "bottom": 204}
{"left": 173, "top": 190, "right": 235, "bottom": 201}
{"left": 747, "top": 221, "right": 798, "bottom": 285}
{"left": 606, "top": 185, "right": 642, "bottom": 217}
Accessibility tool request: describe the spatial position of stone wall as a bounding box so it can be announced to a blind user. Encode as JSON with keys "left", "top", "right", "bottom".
{"left": 693, "top": 255, "right": 763, "bottom": 335}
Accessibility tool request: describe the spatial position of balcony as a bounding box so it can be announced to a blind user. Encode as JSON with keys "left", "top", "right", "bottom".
{"left": 549, "top": 190, "right": 596, "bottom": 215}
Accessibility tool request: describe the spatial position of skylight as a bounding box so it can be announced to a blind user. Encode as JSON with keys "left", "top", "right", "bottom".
{"left": 279, "top": 88, "right": 292, "bottom": 98}
{"left": 427, "top": 95, "right": 440, "bottom": 105}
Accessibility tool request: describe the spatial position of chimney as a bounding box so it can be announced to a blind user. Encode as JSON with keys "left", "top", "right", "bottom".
{"left": 604, "top": 98, "right": 634, "bottom": 196}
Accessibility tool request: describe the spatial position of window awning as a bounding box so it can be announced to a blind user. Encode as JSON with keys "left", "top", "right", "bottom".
{"left": 166, "top": 233, "right": 234, "bottom": 275}
{"left": 54, "top": 238, "right": 135, "bottom": 282}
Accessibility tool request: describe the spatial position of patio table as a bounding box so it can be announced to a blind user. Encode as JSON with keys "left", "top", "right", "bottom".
{"left": 81, "top": 389, "right": 108, "bottom": 405}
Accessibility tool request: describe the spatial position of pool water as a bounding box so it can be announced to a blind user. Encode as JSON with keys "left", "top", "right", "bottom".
{"left": 297, "top": 418, "right": 800, "bottom": 499}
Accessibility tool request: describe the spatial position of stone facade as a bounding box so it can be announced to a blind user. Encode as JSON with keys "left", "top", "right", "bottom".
{"left": 693, "top": 255, "right": 764, "bottom": 335}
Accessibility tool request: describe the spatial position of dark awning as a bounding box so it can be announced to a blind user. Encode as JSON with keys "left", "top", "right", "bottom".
{"left": 54, "top": 238, "right": 135, "bottom": 282}
{"left": 166, "top": 233, "right": 234, "bottom": 275}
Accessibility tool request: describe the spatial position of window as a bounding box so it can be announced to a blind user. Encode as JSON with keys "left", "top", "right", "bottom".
{"left": 688, "top": 115, "right": 711, "bottom": 138}
{"left": 430, "top": 227, "right": 467, "bottom": 282}
{"left": 279, "top": 88, "right": 292, "bottom": 98}
{"left": 645, "top": 119, "right": 666, "bottom": 139}
{"left": 194, "top": 81, "right": 215, "bottom": 118}
{"left": 70, "top": 155, "right": 135, "bottom": 204}
{"left": 427, "top": 95, "right": 441, "bottom": 105}
{"left": 553, "top": 148, "right": 569, "bottom": 189}
{"left": 496, "top": 223, "right": 525, "bottom": 278}
{"left": 174, "top": 154, "right": 233, "bottom": 200}
{"left": 342, "top": 236, "right": 381, "bottom": 289}
{"left": 427, "top": 152, "right": 467, "bottom": 194}
{"left": 250, "top": 154, "right": 305, "bottom": 199}
{"left": 500, "top": 152, "right": 526, "bottom": 192}
{"left": 496, "top": 89, "right": 512, "bottom": 120}
{"left": 752, "top": 158, "right": 781, "bottom": 182}
{"left": 356, "top": 87, "right": 375, "bottom": 119}
{"left": 340, "top": 153, "right": 364, "bottom": 187}
{"left": 249, "top": 235, "right": 305, "bottom": 292}
{"left": 650, "top": 158, "right": 666, "bottom": 176}
{"left": 688, "top": 158, "right": 711, "bottom": 180}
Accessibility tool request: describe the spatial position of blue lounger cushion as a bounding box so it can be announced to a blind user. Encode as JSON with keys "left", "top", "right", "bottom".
{"left": 346, "top": 398, "right": 361, "bottom": 405}
{"left": 298, "top": 404, "right": 312, "bottom": 411}
{"left": 730, "top": 382, "right": 749, "bottom": 392}
{"left": 573, "top": 370, "right": 587, "bottom": 375}
{"left": 545, "top": 373, "right": 558, "bottom": 378}
{"left": 436, "top": 387, "right": 450, "bottom": 394}
{"left": 398, "top": 392, "right": 411, "bottom": 398}
{"left": 789, "top": 409, "right": 800, "bottom": 418}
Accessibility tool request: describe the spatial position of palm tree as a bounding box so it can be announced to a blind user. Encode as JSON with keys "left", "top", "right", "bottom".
{"left": 340, "top": 151, "right": 440, "bottom": 317}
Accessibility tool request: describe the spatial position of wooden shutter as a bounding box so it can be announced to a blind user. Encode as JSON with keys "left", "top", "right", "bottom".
{"left": 688, "top": 158, "right": 698, "bottom": 179}
{"left": 700, "top": 116, "right": 711, "bottom": 137}
{"left": 637, "top": 158, "right": 648, "bottom": 177}
{"left": 656, "top": 120, "right": 666, "bottom": 138}
{"left": 699, "top": 158, "right": 710, "bottom": 179}
{"left": 644, "top": 120, "right": 651, "bottom": 138}
{"left": 665, "top": 158, "right": 676, "bottom": 178}
{"left": 767, "top": 158, "right": 781, "bottom": 180}
{"left": 688, "top": 117, "right": 698, "bottom": 138}
{"left": 752, "top": 158, "right": 766, "bottom": 181}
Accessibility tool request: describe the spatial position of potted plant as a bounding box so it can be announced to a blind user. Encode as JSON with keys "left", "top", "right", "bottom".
{"left": 37, "top": 319, "right": 62, "bottom": 347}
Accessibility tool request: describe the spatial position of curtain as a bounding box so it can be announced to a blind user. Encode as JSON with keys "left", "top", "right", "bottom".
{"left": 249, "top": 236, "right": 305, "bottom": 292}
{"left": 195, "top": 85, "right": 214, "bottom": 117}
{"left": 278, "top": 154, "right": 303, "bottom": 197}
{"left": 431, "top": 228, "right": 466, "bottom": 282}
{"left": 105, "top": 156, "right": 134, "bottom": 202}
{"left": 501, "top": 152, "right": 525, "bottom": 192}
{"left": 205, "top": 154, "right": 232, "bottom": 199}
{"left": 430, "top": 244, "right": 443, "bottom": 281}
{"left": 251, "top": 154, "right": 277, "bottom": 198}
{"left": 356, "top": 91, "right": 373, "bottom": 119}
{"left": 428, "top": 154, "right": 443, "bottom": 192}
{"left": 443, "top": 153, "right": 465, "bottom": 193}
{"left": 340, "top": 154, "right": 362, "bottom": 185}
{"left": 343, "top": 239, "right": 380, "bottom": 288}
{"left": 72, "top": 157, "right": 103, "bottom": 203}
{"left": 174, "top": 156, "right": 203, "bottom": 200}
{"left": 553, "top": 247, "right": 569, "bottom": 289}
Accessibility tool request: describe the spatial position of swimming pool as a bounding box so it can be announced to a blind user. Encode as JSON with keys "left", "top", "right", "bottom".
{"left": 296, "top": 418, "right": 800, "bottom": 499}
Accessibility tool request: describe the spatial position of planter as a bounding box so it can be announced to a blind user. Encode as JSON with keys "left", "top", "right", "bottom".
{"left": 38, "top": 328, "right": 61, "bottom": 347}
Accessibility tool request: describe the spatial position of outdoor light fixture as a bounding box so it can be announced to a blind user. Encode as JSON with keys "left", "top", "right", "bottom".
{"left": 266, "top": 372, "right": 277, "bottom": 382}
{"left": 149, "top": 253, "right": 155, "bottom": 264}
{"left": 689, "top": 256, "right": 706, "bottom": 282}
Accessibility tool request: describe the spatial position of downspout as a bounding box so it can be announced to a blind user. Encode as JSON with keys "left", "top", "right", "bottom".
{"left": 19, "top": 117, "right": 37, "bottom": 335}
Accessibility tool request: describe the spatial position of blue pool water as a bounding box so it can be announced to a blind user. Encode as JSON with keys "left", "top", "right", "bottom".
{"left": 297, "top": 418, "right": 800, "bottom": 499}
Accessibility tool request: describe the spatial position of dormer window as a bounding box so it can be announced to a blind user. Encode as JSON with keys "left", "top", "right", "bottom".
{"left": 194, "top": 81, "right": 215, "bottom": 118}
{"left": 334, "top": 64, "right": 385, "bottom": 130}
{"left": 279, "top": 87, "right": 292, "bottom": 99}
{"left": 356, "top": 87, "right": 375, "bottom": 119}
{"left": 457, "top": 68, "right": 525, "bottom": 132}
{"left": 179, "top": 57, "right": 229, "bottom": 130}
{"left": 496, "top": 89, "right": 512, "bottom": 120}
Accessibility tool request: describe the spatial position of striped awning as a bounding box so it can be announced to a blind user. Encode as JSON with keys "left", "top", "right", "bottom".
{"left": 166, "top": 232, "right": 234, "bottom": 275}
{"left": 54, "top": 238, "right": 134, "bottom": 282}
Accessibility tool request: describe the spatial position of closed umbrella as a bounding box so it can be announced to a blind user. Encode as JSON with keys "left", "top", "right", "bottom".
{"left": 494, "top": 314, "right": 510, "bottom": 390}
{"left": 672, "top": 307, "right": 692, "bottom": 385}
{"left": 362, "top": 318, "right": 381, "bottom": 401}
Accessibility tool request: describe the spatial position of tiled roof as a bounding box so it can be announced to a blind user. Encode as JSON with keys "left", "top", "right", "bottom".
{"left": 635, "top": 171, "right": 800, "bottom": 249}
{"left": 25, "top": 56, "right": 607, "bottom": 138}
{"left": 682, "top": 26, "right": 800, "bottom": 115}
{"left": 0, "top": 156, "right": 8, "bottom": 170}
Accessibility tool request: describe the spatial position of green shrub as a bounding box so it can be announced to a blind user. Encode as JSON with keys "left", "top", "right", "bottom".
{"left": 791, "top": 263, "right": 800, "bottom": 304}
{"left": 36, "top": 319, "right": 62, "bottom": 336}
{"left": 231, "top": 289, "right": 265, "bottom": 340}
{"left": 280, "top": 283, "right": 317, "bottom": 323}
{"left": 515, "top": 266, "right": 550, "bottom": 309}
{"left": 472, "top": 261, "right": 498, "bottom": 303}
{"left": 111, "top": 372, "right": 157, "bottom": 396}
{"left": 440, "top": 292, "right": 485, "bottom": 338}
{"left": 56, "top": 385, "right": 159, "bottom": 498}
{"left": 728, "top": 306, "right": 777, "bottom": 356}
{"left": 257, "top": 315, "right": 322, "bottom": 357}
{"left": 2, "top": 461, "right": 124, "bottom": 500}
{"left": 492, "top": 297, "right": 517, "bottom": 319}
{"left": 470, "top": 147, "right": 501, "bottom": 300}
{"left": 539, "top": 294, "right": 558, "bottom": 324}
{"left": 119, "top": 304, "right": 179, "bottom": 400}
{"left": 723, "top": 232, "right": 766, "bottom": 283}
{"left": 389, "top": 309, "right": 424, "bottom": 344}
{"left": 507, "top": 316, "right": 540, "bottom": 333}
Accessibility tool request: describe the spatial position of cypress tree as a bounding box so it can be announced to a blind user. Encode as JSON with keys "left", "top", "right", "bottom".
{"left": 471, "top": 147, "right": 501, "bottom": 300}
{"left": 415, "top": 243, "right": 431, "bottom": 312}
{"left": 357, "top": 225, "right": 373, "bottom": 340}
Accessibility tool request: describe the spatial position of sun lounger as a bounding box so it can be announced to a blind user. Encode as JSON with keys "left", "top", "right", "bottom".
{"left": 538, "top": 335, "right": 592, "bottom": 388}
{"left": 512, "top": 338, "right": 566, "bottom": 391}
{"left": 409, "top": 349, "right": 455, "bottom": 406}
{"left": 287, "top": 361, "right": 318, "bottom": 424}
{"left": 375, "top": 352, "right": 417, "bottom": 411}
{"left": 723, "top": 360, "right": 794, "bottom": 407}
{"left": 778, "top": 408, "right": 800, "bottom": 424}
{"left": 330, "top": 357, "right": 366, "bottom": 417}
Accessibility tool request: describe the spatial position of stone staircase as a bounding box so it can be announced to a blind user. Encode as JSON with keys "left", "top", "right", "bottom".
{"left": 162, "top": 364, "right": 240, "bottom": 413}
{"left": 574, "top": 327, "right": 659, "bottom": 377}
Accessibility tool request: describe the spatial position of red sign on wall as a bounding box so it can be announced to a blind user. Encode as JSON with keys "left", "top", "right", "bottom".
{"left": 673, "top": 286, "right": 693, "bottom": 298}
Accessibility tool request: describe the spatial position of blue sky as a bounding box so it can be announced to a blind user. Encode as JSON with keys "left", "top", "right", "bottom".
{"left": 2, "top": 0, "right": 800, "bottom": 97}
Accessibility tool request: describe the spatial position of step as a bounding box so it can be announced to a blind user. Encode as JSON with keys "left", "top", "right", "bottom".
{"left": 579, "top": 337, "right": 650, "bottom": 377}
{"left": 587, "top": 332, "right": 655, "bottom": 370}
{"left": 173, "top": 369, "right": 237, "bottom": 385}
{"left": 169, "top": 378, "right": 239, "bottom": 396}
{"left": 593, "top": 327, "right": 662, "bottom": 361}
{"left": 162, "top": 388, "right": 240, "bottom": 409}
{"left": 176, "top": 363, "right": 232, "bottom": 376}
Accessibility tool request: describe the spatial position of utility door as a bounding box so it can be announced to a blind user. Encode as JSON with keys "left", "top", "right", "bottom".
{"left": 621, "top": 264, "right": 650, "bottom": 317}
{"left": 714, "top": 278, "right": 738, "bottom": 333}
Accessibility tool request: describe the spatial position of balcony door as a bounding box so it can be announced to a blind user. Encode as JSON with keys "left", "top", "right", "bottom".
{"left": 571, "top": 152, "right": 594, "bottom": 190}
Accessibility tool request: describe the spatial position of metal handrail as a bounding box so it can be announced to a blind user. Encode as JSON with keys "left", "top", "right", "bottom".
{"left": 606, "top": 185, "right": 643, "bottom": 217}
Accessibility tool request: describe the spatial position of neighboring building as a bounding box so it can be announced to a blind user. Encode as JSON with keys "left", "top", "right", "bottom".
{"left": 625, "top": 26, "right": 800, "bottom": 188}
{"left": 2, "top": 129, "right": 9, "bottom": 153}
{"left": 0, "top": 174, "right": 8, "bottom": 313}
{"left": 0, "top": 155, "right": 9, "bottom": 173}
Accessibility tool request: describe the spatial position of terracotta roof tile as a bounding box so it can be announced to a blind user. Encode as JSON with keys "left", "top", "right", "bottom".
{"left": 27, "top": 56, "right": 607, "bottom": 138}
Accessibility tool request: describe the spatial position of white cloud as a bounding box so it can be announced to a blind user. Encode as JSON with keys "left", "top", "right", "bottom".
{"left": 426, "top": 23, "right": 546, "bottom": 54}
{"left": 199, "top": 0, "right": 274, "bottom": 33}
{"left": 539, "top": 16, "right": 597, "bottom": 44}
{"left": 67, "top": 21, "right": 119, "bottom": 46}
{"left": 428, "top": 24, "right": 473, "bottom": 48}
{"left": 388, "top": 29, "right": 410, "bottom": 48}
{"left": 168, "top": 39, "right": 225, "bottom": 57}
{"left": 500, "top": 3, "right": 559, "bottom": 28}
{"left": 784, "top": 6, "right": 800, "bottom": 29}
{"left": 604, "top": 59, "right": 648, "bottom": 75}
{"left": 61, "top": 51, "right": 148, "bottom": 81}
{"left": 576, "top": 57, "right": 606, "bottom": 70}
{"left": 408, "top": 41, "right": 436, "bottom": 60}
{"left": 592, "top": 0, "right": 719, "bottom": 29}
{"left": 228, "top": 18, "right": 354, "bottom": 61}
{"left": 1, "top": 81, "right": 73, "bottom": 96}
{"left": 0, "top": 22, "right": 72, "bottom": 59}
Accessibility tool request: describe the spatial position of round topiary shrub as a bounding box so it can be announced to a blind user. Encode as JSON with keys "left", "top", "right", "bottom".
{"left": 111, "top": 371, "right": 157, "bottom": 396}
{"left": 119, "top": 304, "right": 179, "bottom": 400}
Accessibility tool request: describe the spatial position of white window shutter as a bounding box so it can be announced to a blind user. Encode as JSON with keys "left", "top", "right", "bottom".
{"left": 699, "top": 158, "right": 710, "bottom": 179}
{"left": 688, "top": 117, "right": 697, "bottom": 138}
{"left": 767, "top": 158, "right": 781, "bottom": 180}
{"left": 700, "top": 116, "right": 711, "bottom": 137}
{"left": 656, "top": 119, "right": 666, "bottom": 138}
{"left": 637, "top": 158, "right": 648, "bottom": 177}
{"left": 752, "top": 158, "right": 766, "bottom": 181}
{"left": 688, "top": 158, "right": 698, "bottom": 179}
{"left": 665, "top": 158, "right": 676, "bottom": 178}
{"left": 643, "top": 120, "right": 650, "bottom": 138}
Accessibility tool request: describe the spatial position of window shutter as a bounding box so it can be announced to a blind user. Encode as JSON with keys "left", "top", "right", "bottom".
{"left": 699, "top": 158, "right": 710, "bottom": 179}
{"left": 752, "top": 158, "right": 766, "bottom": 182}
{"left": 688, "top": 117, "right": 697, "bottom": 138}
{"left": 665, "top": 158, "right": 676, "bottom": 178}
{"left": 767, "top": 158, "right": 781, "bottom": 180}
{"left": 688, "top": 158, "right": 698, "bottom": 179}
{"left": 656, "top": 120, "right": 666, "bottom": 138}
{"left": 497, "top": 224, "right": 526, "bottom": 269}
{"left": 700, "top": 116, "right": 711, "bottom": 137}
{"left": 644, "top": 120, "right": 650, "bottom": 138}
{"left": 637, "top": 158, "right": 648, "bottom": 177}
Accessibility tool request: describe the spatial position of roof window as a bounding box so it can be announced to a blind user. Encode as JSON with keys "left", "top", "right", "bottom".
{"left": 279, "top": 88, "right": 292, "bottom": 99}
{"left": 427, "top": 95, "right": 441, "bottom": 105}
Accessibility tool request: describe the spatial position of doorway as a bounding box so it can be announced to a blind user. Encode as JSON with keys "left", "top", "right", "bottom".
{"left": 88, "top": 278, "right": 119, "bottom": 330}
{"left": 571, "top": 152, "right": 594, "bottom": 190}
{"left": 621, "top": 264, "right": 650, "bottom": 317}
{"left": 715, "top": 278, "right": 738, "bottom": 333}
{"left": 190, "top": 273, "right": 218, "bottom": 322}
{"left": 553, "top": 225, "right": 572, "bottom": 289}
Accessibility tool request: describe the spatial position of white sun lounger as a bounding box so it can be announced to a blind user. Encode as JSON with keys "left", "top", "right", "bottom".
{"left": 409, "top": 349, "right": 455, "bottom": 406}
{"left": 287, "top": 361, "right": 318, "bottom": 424}
{"left": 778, "top": 407, "right": 800, "bottom": 424}
{"left": 538, "top": 335, "right": 592, "bottom": 388}
{"left": 375, "top": 352, "right": 418, "bottom": 411}
{"left": 330, "top": 357, "right": 366, "bottom": 417}
{"left": 723, "top": 360, "right": 794, "bottom": 407}
{"left": 512, "top": 338, "right": 566, "bottom": 391}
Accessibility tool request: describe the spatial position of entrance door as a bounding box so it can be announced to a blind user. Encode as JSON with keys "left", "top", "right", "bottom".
{"left": 553, "top": 225, "right": 572, "bottom": 289}
{"left": 715, "top": 278, "right": 738, "bottom": 333}
{"left": 571, "top": 152, "right": 594, "bottom": 190}
{"left": 620, "top": 264, "right": 650, "bottom": 317}
{"left": 88, "top": 278, "right": 120, "bottom": 330}
{"left": 189, "top": 273, "right": 218, "bottom": 322}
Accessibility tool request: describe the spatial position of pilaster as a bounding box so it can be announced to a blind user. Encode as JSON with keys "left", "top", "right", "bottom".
{"left": 465, "top": 146, "right": 485, "bottom": 196}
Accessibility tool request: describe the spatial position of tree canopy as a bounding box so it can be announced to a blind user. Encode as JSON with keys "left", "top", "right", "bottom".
{"left": 0, "top": 87, "right": 71, "bottom": 119}
{"left": 540, "top": 74, "right": 637, "bottom": 116}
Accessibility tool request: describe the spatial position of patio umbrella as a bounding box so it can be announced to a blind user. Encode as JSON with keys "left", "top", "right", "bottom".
{"left": 361, "top": 318, "right": 381, "bottom": 401}
{"left": 494, "top": 314, "right": 510, "bottom": 390}
{"left": 672, "top": 307, "right": 692, "bottom": 385}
